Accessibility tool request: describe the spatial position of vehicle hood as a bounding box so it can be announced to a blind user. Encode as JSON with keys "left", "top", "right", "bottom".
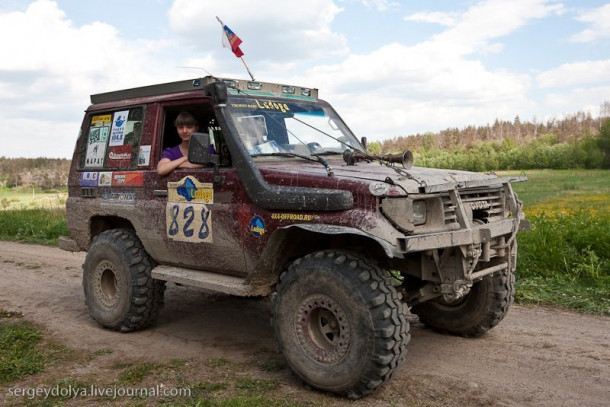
{"left": 255, "top": 157, "right": 505, "bottom": 194}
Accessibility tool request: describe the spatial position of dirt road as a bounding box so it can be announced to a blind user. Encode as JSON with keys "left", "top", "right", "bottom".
{"left": 1, "top": 241, "right": 608, "bottom": 406}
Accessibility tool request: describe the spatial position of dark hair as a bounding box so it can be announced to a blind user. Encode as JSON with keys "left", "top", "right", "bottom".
{"left": 174, "top": 111, "right": 198, "bottom": 127}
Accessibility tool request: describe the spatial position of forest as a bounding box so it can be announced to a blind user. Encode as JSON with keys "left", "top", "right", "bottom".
{"left": 373, "top": 101, "right": 610, "bottom": 171}
{"left": 0, "top": 157, "right": 70, "bottom": 188}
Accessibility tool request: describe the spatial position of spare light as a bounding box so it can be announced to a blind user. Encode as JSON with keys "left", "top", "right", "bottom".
{"left": 247, "top": 82, "right": 262, "bottom": 90}
{"left": 282, "top": 86, "right": 295, "bottom": 94}
{"left": 300, "top": 88, "right": 311, "bottom": 97}
{"left": 224, "top": 80, "right": 239, "bottom": 88}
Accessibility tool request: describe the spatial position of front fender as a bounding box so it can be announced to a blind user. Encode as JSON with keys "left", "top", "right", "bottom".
{"left": 286, "top": 224, "right": 400, "bottom": 259}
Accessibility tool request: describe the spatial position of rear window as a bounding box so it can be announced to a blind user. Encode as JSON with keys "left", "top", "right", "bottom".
{"left": 79, "top": 106, "right": 144, "bottom": 170}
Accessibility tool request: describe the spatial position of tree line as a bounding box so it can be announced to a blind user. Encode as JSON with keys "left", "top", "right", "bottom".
{"left": 371, "top": 102, "right": 610, "bottom": 171}
{"left": 0, "top": 157, "right": 70, "bottom": 189}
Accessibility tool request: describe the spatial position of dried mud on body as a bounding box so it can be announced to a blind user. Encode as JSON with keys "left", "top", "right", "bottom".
{"left": 0, "top": 241, "right": 609, "bottom": 406}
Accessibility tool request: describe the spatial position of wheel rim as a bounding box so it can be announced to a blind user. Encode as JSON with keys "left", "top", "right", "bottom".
{"left": 94, "top": 260, "right": 121, "bottom": 309}
{"left": 296, "top": 294, "right": 351, "bottom": 364}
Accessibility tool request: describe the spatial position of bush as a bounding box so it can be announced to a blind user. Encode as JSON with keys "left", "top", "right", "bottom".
{"left": 517, "top": 211, "right": 610, "bottom": 284}
{"left": 0, "top": 208, "right": 68, "bottom": 245}
{"left": 414, "top": 133, "right": 607, "bottom": 171}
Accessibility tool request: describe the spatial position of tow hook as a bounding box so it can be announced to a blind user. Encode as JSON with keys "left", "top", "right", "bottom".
{"left": 433, "top": 280, "right": 473, "bottom": 302}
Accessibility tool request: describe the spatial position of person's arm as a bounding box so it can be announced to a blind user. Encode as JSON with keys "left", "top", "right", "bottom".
{"left": 157, "top": 157, "right": 204, "bottom": 176}
{"left": 157, "top": 156, "right": 187, "bottom": 176}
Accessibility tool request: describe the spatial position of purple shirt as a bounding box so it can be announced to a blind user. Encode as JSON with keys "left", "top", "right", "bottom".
{"left": 161, "top": 145, "right": 183, "bottom": 161}
{"left": 161, "top": 144, "right": 216, "bottom": 161}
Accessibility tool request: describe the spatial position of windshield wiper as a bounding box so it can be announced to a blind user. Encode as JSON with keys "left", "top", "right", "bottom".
{"left": 252, "top": 152, "right": 335, "bottom": 176}
{"left": 251, "top": 152, "right": 320, "bottom": 163}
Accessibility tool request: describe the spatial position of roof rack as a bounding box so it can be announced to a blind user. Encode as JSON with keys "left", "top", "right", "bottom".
{"left": 90, "top": 76, "right": 318, "bottom": 104}
{"left": 90, "top": 78, "right": 211, "bottom": 104}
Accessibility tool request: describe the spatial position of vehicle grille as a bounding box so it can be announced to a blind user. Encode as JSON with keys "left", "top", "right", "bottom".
{"left": 442, "top": 187, "right": 505, "bottom": 227}
{"left": 441, "top": 194, "right": 457, "bottom": 226}
{"left": 461, "top": 187, "right": 505, "bottom": 223}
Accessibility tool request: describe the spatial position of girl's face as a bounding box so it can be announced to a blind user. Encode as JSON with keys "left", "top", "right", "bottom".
{"left": 177, "top": 124, "right": 198, "bottom": 142}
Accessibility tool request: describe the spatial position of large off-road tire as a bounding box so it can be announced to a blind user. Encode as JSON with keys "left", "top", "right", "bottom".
{"left": 273, "top": 250, "right": 410, "bottom": 399}
{"left": 411, "top": 269, "right": 515, "bottom": 337}
{"left": 83, "top": 228, "right": 166, "bottom": 332}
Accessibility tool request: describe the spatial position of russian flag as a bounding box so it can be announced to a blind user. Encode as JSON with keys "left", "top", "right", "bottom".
{"left": 222, "top": 25, "right": 244, "bottom": 58}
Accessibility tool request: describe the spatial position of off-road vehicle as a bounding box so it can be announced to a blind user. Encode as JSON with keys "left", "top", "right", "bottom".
{"left": 61, "top": 76, "right": 528, "bottom": 398}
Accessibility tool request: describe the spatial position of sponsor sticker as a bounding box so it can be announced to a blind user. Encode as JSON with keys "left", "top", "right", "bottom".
{"left": 270, "top": 213, "right": 320, "bottom": 221}
{"left": 111, "top": 172, "right": 143, "bottom": 187}
{"left": 138, "top": 145, "right": 151, "bottom": 166}
{"left": 80, "top": 172, "right": 99, "bottom": 187}
{"left": 107, "top": 145, "right": 133, "bottom": 168}
{"left": 109, "top": 110, "right": 129, "bottom": 146}
{"left": 249, "top": 215, "right": 266, "bottom": 237}
{"left": 98, "top": 171, "right": 113, "bottom": 186}
{"left": 167, "top": 176, "right": 213, "bottom": 204}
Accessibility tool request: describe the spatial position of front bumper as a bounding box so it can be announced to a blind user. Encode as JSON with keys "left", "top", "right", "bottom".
{"left": 397, "top": 217, "right": 528, "bottom": 254}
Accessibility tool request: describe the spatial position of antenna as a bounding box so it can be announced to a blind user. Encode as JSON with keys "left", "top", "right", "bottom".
{"left": 177, "top": 66, "right": 214, "bottom": 77}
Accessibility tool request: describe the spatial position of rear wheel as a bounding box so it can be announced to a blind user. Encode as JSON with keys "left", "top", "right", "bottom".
{"left": 83, "top": 228, "right": 165, "bottom": 332}
{"left": 411, "top": 269, "right": 514, "bottom": 337}
{"left": 273, "top": 250, "right": 409, "bottom": 399}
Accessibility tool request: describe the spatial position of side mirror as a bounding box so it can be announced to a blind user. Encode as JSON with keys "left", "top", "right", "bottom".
{"left": 361, "top": 136, "right": 368, "bottom": 150}
{"left": 189, "top": 132, "right": 219, "bottom": 165}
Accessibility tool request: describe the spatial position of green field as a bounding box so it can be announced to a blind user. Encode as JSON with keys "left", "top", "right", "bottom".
{"left": 0, "top": 186, "right": 67, "bottom": 210}
{"left": 503, "top": 169, "right": 610, "bottom": 315}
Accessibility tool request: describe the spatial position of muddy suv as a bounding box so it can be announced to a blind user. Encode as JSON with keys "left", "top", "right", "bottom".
{"left": 61, "top": 76, "right": 528, "bottom": 398}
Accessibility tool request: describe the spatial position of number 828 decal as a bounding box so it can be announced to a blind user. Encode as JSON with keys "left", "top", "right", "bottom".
{"left": 166, "top": 203, "right": 212, "bottom": 243}
{"left": 165, "top": 176, "right": 215, "bottom": 243}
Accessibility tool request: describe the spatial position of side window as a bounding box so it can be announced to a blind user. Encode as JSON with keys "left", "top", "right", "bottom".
{"left": 79, "top": 107, "right": 144, "bottom": 170}
{"left": 161, "top": 105, "right": 231, "bottom": 167}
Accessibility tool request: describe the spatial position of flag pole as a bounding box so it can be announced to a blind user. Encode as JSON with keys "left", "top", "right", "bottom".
{"left": 240, "top": 57, "right": 255, "bottom": 81}
{"left": 216, "top": 17, "right": 255, "bottom": 81}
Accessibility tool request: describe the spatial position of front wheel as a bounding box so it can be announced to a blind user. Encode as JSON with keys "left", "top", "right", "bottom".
{"left": 82, "top": 229, "right": 166, "bottom": 332}
{"left": 273, "top": 250, "right": 410, "bottom": 399}
{"left": 411, "top": 269, "right": 515, "bottom": 337}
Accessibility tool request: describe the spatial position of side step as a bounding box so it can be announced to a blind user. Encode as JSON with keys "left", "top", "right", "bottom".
{"left": 152, "top": 266, "right": 252, "bottom": 296}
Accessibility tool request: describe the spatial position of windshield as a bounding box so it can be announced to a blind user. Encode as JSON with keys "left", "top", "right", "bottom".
{"left": 226, "top": 96, "right": 362, "bottom": 156}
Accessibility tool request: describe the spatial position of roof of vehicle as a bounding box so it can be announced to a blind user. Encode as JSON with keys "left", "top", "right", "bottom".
{"left": 90, "top": 76, "right": 319, "bottom": 104}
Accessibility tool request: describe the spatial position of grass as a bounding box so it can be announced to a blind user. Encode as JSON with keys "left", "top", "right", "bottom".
{"left": 0, "top": 207, "right": 68, "bottom": 245}
{"left": 0, "top": 186, "right": 67, "bottom": 210}
{"left": 502, "top": 169, "right": 610, "bottom": 315}
{"left": 0, "top": 310, "right": 71, "bottom": 385}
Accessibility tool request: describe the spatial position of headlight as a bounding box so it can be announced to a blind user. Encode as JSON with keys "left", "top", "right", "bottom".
{"left": 412, "top": 200, "right": 426, "bottom": 225}
{"left": 381, "top": 198, "right": 428, "bottom": 232}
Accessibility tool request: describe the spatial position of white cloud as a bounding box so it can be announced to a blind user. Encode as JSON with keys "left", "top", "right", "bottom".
{"left": 0, "top": 0, "right": 182, "bottom": 158}
{"left": 543, "top": 85, "right": 610, "bottom": 114}
{"left": 360, "top": 0, "right": 400, "bottom": 11}
{"left": 404, "top": 11, "right": 457, "bottom": 27}
{"left": 570, "top": 4, "right": 610, "bottom": 42}
{"left": 168, "top": 0, "right": 348, "bottom": 63}
{"left": 303, "top": 41, "right": 533, "bottom": 140}
{"left": 297, "top": 0, "right": 567, "bottom": 139}
{"left": 431, "top": 0, "right": 565, "bottom": 56}
{"left": 537, "top": 60, "right": 610, "bottom": 88}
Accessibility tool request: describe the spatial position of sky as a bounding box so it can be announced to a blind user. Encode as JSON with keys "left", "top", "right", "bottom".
{"left": 1, "top": 0, "right": 609, "bottom": 158}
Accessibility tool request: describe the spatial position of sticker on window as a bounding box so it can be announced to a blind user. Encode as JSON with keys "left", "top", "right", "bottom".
{"left": 109, "top": 110, "right": 129, "bottom": 146}
{"left": 138, "top": 145, "right": 151, "bottom": 166}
